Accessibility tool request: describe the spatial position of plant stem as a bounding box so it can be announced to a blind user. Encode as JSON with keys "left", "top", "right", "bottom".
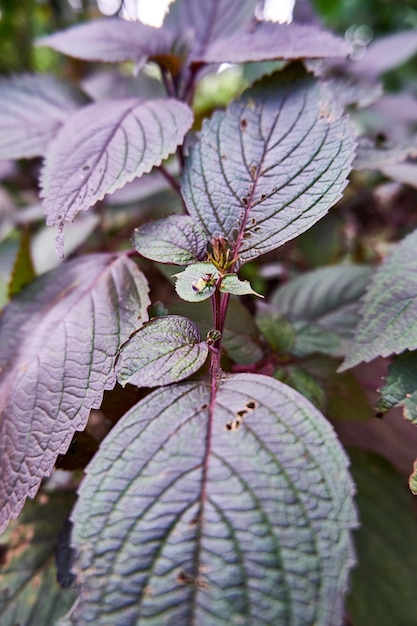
{"left": 159, "top": 165, "right": 181, "bottom": 193}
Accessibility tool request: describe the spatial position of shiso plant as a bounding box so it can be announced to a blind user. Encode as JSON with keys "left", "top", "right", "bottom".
{"left": 1, "top": 1, "right": 417, "bottom": 624}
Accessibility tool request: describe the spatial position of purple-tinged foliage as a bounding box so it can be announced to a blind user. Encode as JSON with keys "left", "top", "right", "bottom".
{"left": 41, "top": 98, "right": 193, "bottom": 255}
{"left": 37, "top": 18, "right": 175, "bottom": 66}
{"left": 133, "top": 214, "right": 207, "bottom": 265}
{"left": 196, "top": 21, "right": 349, "bottom": 64}
{"left": 116, "top": 315, "right": 208, "bottom": 387}
{"left": 68, "top": 375, "right": 357, "bottom": 626}
{"left": 353, "top": 30, "right": 417, "bottom": 78}
{"left": 0, "top": 74, "right": 88, "bottom": 160}
{"left": 182, "top": 65, "right": 356, "bottom": 265}
{"left": 0, "top": 254, "right": 149, "bottom": 533}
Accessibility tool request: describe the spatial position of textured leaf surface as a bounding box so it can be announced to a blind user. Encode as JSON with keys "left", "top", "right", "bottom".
{"left": 347, "top": 449, "right": 417, "bottom": 626}
{"left": 116, "top": 315, "right": 208, "bottom": 387}
{"left": 0, "top": 253, "right": 150, "bottom": 533}
{"left": 0, "top": 491, "right": 76, "bottom": 625}
{"left": 41, "top": 98, "right": 193, "bottom": 253}
{"left": 271, "top": 265, "right": 372, "bottom": 357}
{"left": 197, "top": 22, "right": 348, "bottom": 64}
{"left": 164, "top": 0, "right": 257, "bottom": 59}
{"left": 133, "top": 215, "right": 207, "bottom": 264}
{"left": 0, "top": 74, "right": 87, "bottom": 159}
{"left": 220, "top": 274, "right": 263, "bottom": 297}
{"left": 38, "top": 18, "right": 175, "bottom": 64}
{"left": 182, "top": 65, "right": 356, "bottom": 265}
{"left": 342, "top": 230, "right": 417, "bottom": 369}
{"left": 69, "top": 374, "right": 356, "bottom": 625}
{"left": 376, "top": 351, "right": 417, "bottom": 423}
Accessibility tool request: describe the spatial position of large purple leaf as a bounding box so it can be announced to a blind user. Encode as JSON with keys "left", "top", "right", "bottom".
{"left": 68, "top": 374, "right": 357, "bottom": 625}
{"left": 41, "top": 98, "right": 193, "bottom": 254}
{"left": 37, "top": 18, "right": 175, "bottom": 65}
{"left": 0, "top": 253, "right": 150, "bottom": 533}
{"left": 0, "top": 74, "right": 88, "bottom": 160}
{"left": 164, "top": 0, "right": 257, "bottom": 59}
{"left": 116, "top": 315, "right": 209, "bottom": 387}
{"left": 195, "top": 22, "right": 348, "bottom": 64}
{"left": 342, "top": 228, "right": 417, "bottom": 370}
{"left": 182, "top": 64, "right": 356, "bottom": 265}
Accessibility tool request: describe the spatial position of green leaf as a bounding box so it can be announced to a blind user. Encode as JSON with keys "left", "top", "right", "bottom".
{"left": 116, "top": 315, "right": 209, "bottom": 388}
{"left": 68, "top": 374, "right": 357, "bottom": 625}
{"left": 376, "top": 351, "right": 417, "bottom": 423}
{"left": 220, "top": 274, "right": 263, "bottom": 297}
{"left": 182, "top": 64, "right": 356, "bottom": 265}
{"left": 343, "top": 229, "right": 417, "bottom": 369}
{"left": 133, "top": 215, "right": 207, "bottom": 265}
{"left": 0, "top": 491, "right": 76, "bottom": 625}
{"left": 8, "top": 229, "right": 36, "bottom": 297}
{"left": 174, "top": 262, "right": 219, "bottom": 302}
{"left": 409, "top": 460, "right": 417, "bottom": 495}
{"left": 274, "top": 364, "right": 326, "bottom": 410}
{"left": 347, "top": 449, "right": 417, "bottom": 626}
{"left": 272, "top": 265, "right": 372, "bottom": 357}
{"left": 256, "top": 311, "right": 296, "bottom": 354}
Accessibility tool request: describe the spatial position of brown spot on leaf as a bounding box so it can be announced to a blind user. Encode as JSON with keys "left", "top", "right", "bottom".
{"left": 177, "top": 569, "right": 195, "bottom": 585}
{"left": 246, "top": 400, "right": 258, "bottom": 410}
{"left": 240, "top": 118, "right": 247, "bottom": 129}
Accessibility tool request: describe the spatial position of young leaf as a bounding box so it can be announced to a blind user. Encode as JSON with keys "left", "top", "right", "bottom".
{"left": 342, "top": 229, "right": 417, "bottom": 370}
{"left": 220, "top": 274, "right": 263, "bottom": 297}
{"left": 68, "top": 375, "right": 356, "bottom": 625}
{"left": 174, "top": 261, "right": 219, "bottom": 301}
{"left": 271, "top": 265, "right": 372, "bottom": 357}
{"left": 0, "top": 491, "right": 76, "bottom": 625}
{"left": 196, "top": 22, "right": 348, "bottom": 64}
{"left": 41, "top": 98, "right": 193, "bottom": 254}
{"left": 0, "top": 74, "right": 88, "bottom": 159}
{"left": 410, "top": 460, "right": 417, "bottom": 495}
{"left": 182, "top": 64, "right": 356, "bottom": 265}
{"left": 376, "top": 351, "right": 417, "bottom": 423}
{"left": 347, "top": 449, "right": 417, "bottom": 626}
{"left": 116, "top": 315, "right": 209, "bottom": 387}
{"left": 37, "top": 18, "right": 175, "bottom": 65}
{"left": 0, "top": 253, "right": 150, "bottom": 534}
{"left": 133, "top": 214, "right": 207, "bottom": 265}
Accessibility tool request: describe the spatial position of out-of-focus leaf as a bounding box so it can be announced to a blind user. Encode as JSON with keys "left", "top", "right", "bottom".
{"left": 355, "top": 136, "right": 417, "bottom": 171}
{"left": 0, "top": 254, "right": 150, "bottom": 534}
{"left": 342, "top": 229, "right": 417, "bottom": 369}
{"left": 182, "top": 64, "right": 356, "bottom": 265}
{"left": 0, "top": 491, "right": 76, "bottom": 625}
{"left": 133, "top": 215, "right": 207, "bottom": 265}
{"left": 271, "top": 265, "right": 372, "bottom": 358}
{"left": 409, "top": 460, "right": 417, "bottom": 495}
{"left": 8, "top": 230, "right": 36, "bottom": 297}
{"left": 381, "top": 162, "right": 417, "bottom": 190}
{"left": 256, "top": 310, "right": 296, "bottom": 354}
{"left": 0, "top": 74, "right": 88, "bottom": 159}
{"left": 274, "top": 364, "right": 326, "bottom": 410}
{"left": 353, "top": 30, "right": 417, "bottom": 78}
{"left": 376, "top": 351, "right": 417, "bottom": 423}
{"left": 164, "top": 0, "right": 257, "bottom": 60}
{"left": 196, "top": 22, "right": 348, "bottom": 64}
{"left": 296, "top": 213, "right": 345, "bottom": 267}
{"left": 37, "top": 18, "right": 175, "bottom": 65}
{"left": 116, "top": 315, "right": 209, "bottom": 387}
{"left": 41, "top": 98, "right": 193, "bottom": 256}
{"left": 68, "top": 374, "right": 356, "bottom": 625}
{"left": 347, "top": 449, "right": 417, "bottom": 626}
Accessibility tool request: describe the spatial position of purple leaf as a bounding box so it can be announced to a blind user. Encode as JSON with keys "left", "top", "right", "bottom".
{"left": 37, "top": 18, "right": 175, "bottom": 65}
{"left": 116, "top": 315, "right": 209, "bottom": 387}
{"left": 0, "top": 253, "right": 150, "bottom": 533}
{"left": 41, "top": 98, "right": 193, "bottom": 252}
{"left": 195, "top": 22, "right": 348, "bottom": 64}
{"left": 182, "top": 64, "right": 356, "bottom": 265}
{"left": 353, "top": 29, "right": 417, "bottom": 78}
{"left": 164, "top": 0, "right": 258, "bottom": 59}
{"left": 133, "top": 214, "right": 207, "bottom": 264}
{"left": 68, "top": 375, "right": 357, "bottom": 624}
{"left": 0, "top": 74, "right": 88, "bottom": 160}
